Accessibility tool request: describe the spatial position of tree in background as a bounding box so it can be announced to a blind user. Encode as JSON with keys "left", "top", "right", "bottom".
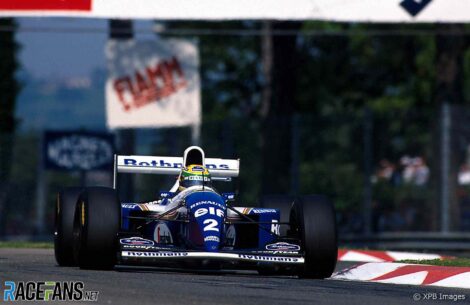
{"left": 151, "top": 21, "right": 470, "bottom": 232}
{"left": 0, "top": 18, "right": 21, "bottom": 235}
{"left": 260, "top": 21, "right": 301, "bottom": 195}
{"left": 161, "top": 21, "right": 302, "bottom": 197}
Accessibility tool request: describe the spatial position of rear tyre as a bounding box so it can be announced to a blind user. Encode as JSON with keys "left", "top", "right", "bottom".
{"left": 73, "top": 187, "right": 120, "bottom": 270}
{"left": 54, "top": 187, "right": 82, "bottom": 266}
{"left": 290, "top": 195, "right": 337, "bottom": 279}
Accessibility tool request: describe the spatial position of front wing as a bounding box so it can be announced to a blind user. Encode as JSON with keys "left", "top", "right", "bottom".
{"left": 118, "top": 244, "right": 305, "bottom": 268}
{"left": 121, "top": 250, "right": 304, "bottom": 264}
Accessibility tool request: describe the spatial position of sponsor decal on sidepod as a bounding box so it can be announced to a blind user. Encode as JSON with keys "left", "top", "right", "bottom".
{"left": 251, "top": 209, "right": 277, "bottom": 214}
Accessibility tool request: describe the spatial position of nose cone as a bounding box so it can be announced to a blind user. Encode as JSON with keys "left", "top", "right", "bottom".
{"left": 186, "top": 192, "right": 226, "bottom": 252}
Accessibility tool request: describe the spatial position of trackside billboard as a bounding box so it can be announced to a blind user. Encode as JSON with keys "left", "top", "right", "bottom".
{"left": 105, "top": 39, "right": 200, "bottom": 129}
{"left": 44, "top": 131, "right": 115, "bottom": 171}
{"left": 0, "top": 0, "right": 469, "bottom": 22}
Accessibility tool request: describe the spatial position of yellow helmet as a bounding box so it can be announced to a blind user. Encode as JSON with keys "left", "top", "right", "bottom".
{"left": 178, "top": 164, "right": 212, "bottom": 191}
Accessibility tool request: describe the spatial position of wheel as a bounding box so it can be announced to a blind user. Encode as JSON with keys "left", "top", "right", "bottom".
{"left": 54, "top": 187, "right": 83, "bottom": 266}
{"left": 290, "top": 195, "right": 337, "bottom": 279}
{"left": 73, "top": 187, "right": 120, "bottom": 270}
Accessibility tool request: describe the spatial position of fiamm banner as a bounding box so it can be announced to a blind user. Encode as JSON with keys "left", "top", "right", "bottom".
{"left": 105, "top": 39, "right": 200, "bottom": 129}
{"left": 0, "top": 0, "right": 469, "bottom": 22}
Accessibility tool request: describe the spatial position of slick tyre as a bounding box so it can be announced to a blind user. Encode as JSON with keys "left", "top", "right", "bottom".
{"left": 290, "top": 195, "right": 338, "bottom": 279}
{"left": 73, "top": 187, "right": 120, "bottom": 270}
{"left": 54, "top": 187, "right": 83, "bottom": 266}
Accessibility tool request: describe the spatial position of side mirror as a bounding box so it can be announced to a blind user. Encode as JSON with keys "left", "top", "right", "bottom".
{"left": 222, "top": 192, "right": 236, "bottom": 202}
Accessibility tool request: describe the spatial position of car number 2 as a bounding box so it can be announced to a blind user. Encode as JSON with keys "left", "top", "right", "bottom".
{"left": 203, "top": 219, "right": 219, "bottom": 232}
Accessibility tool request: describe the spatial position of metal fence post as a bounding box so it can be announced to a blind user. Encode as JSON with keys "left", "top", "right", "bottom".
{"left": 440, "top": 103, "right": 451, "bottom": 233}
{"left": 109, "top": 20, "right": 135, "bottom": 201}
{"left": 363, "top": 107, "right": 373, "bottom": 234}
{"left": 34, "top": 132, "right": 47, "bottom": 236}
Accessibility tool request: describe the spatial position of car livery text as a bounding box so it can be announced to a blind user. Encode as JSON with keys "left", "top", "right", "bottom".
{"left": 123, "top": 158, "right": 230, "bottom": 170}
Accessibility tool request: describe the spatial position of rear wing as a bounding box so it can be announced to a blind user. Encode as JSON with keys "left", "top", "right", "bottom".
{"left": 113, "top": 154, "right": 240, "bottom": 188}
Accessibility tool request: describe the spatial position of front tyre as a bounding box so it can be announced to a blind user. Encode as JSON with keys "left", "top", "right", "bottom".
{"left": 73, "top": 187, "right": 120, "bottom": 270}
{"left": 290, "top": 195, "right": 337, "bottom": 279}
{"left": 54, "top": 187, "right": 83, "bottom": 266}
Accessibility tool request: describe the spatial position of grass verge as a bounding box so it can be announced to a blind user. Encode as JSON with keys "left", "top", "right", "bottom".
{"left": 399, "top": 258, "right": 470, "bottom": 267}
{"left": 0, "top": 241, "right": 53, "bottom": 249}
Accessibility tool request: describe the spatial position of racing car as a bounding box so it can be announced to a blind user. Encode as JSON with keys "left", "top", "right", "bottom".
{"left": 54, "top": 146, "right": 337, "bottom": 278}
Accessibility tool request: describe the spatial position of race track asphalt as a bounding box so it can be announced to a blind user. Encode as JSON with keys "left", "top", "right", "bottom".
{"left": 0, "top": 248, "right": 468, "bottom": 305}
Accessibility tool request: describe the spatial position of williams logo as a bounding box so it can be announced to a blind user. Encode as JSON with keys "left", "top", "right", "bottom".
{"left": 3, "top": 281, "right": 99, "bottom": 302}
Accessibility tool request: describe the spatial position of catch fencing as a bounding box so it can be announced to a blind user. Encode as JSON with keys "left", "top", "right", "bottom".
{"left": 1, "top": 104, "right": 469, "bottom": 238}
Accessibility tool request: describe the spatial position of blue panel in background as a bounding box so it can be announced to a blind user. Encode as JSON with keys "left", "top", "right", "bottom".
{"left": 44, "top": 130, "right": 114, "bottom": 171}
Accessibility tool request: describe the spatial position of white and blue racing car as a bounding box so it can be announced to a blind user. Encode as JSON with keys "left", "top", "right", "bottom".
{"left": 54, "top": 146, "right": 337, "bottom": 278}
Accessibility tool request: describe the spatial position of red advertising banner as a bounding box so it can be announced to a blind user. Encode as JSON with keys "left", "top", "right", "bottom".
{"left": 0, "top": 0, "right": 92, "bottom": 11}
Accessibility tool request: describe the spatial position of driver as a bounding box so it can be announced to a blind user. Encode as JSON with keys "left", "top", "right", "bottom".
{"left": 146, "top": 164, "right": 214, "bottom": 207}
{"left": 177, "top": 164, "right": 212, "bottom": 192}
